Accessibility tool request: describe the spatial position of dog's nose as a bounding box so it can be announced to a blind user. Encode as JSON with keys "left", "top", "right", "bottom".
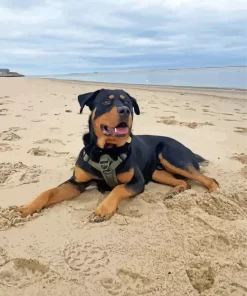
{"left": 117, "top": 106, "right": 130, "bottom": 116}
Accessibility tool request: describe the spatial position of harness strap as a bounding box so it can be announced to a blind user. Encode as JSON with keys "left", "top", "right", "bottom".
{"left": 83, "top": 152, "right": 127, "bottom": 188}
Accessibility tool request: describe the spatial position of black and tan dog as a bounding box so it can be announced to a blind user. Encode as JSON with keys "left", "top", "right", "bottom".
{"left": 16, "top": 89, "right": 218, "bottom": 222}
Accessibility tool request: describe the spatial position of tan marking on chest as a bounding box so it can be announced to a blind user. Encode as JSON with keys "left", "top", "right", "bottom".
{"left": 74, "top": 166, "right": 95, "bottom": 182}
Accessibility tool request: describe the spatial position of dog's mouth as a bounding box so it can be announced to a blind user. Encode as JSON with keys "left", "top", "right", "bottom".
{"left": 101, "top": 122, "right": 129, "bottom": 137}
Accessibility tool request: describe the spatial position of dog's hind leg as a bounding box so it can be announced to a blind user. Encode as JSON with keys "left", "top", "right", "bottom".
{"left": 152, "top": 169, "right": 191, "bottom": 199}
{"left": 158, "top": 154, "right": 219, "bottom": 192}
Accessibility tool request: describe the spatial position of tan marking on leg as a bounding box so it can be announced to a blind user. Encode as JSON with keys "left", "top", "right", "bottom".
{"left": 158, "top": 154, "right": 218, "bottom": 192}
{"left": 90, "top": 184, "right": 135, "bottom": 222}
{"left": 152, "top": 169, "right": 189, "bottom": 188}
{"left": 117, "top": 168, "right": 134, "bottom": 183}
{"left": 152, "top": 169, "right": 190, "bottom": 198}
{"left": 16, "top": 183, "right": 82, "bottom": 217}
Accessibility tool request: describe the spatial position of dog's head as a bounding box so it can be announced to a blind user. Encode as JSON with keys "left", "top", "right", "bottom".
{"left": 78, "top": 89, "right": 140, "bottom": 149}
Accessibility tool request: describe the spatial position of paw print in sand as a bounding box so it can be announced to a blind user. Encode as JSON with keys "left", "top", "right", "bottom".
{"left": 101, "top": 268, "right": 153, "bottom": 296}
{"left": 63, "top": 241, "right": 110, "bottom": 276}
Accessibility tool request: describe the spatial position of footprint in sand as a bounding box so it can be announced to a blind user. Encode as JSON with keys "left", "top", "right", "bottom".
{"left": 33, "top": 138, "right": 66, "bottom": 146}
{"left": 140, "top": 191, "right": 164, "bottom": 204}
{"left": 0, "top": 128, "right": 21, "bottom": 141}
{"left": 28, "top": 147, "right": 69, "bottom": 157}
{"left": 157, "top": 116, "right": 213, "bottom": 129}
{"left": 0, "top": 162, "right": 27, "bottom": 185}
{"left": 50, "top": 127, "right": 60, "bottom": 131}
{"left": 0, "top": 108, "right": 8, "bottom": 116}
{"left": 0, "top": 257, "right": 57, "bottom": 288}
{"left": 0, "top": 143, "right": 19, "bottom": 152}
{"left": 241, "top": 166, "right": 247, "bottom": 179}
{"left": 118, "top": 208, "right": 143, "bottom": 218}
{"left": 0, "top": 98, "right": 13, "bottom": 106}
{"left": 236, "top": 111, "right": 247, "bottom": 115}
{"left": 63, "top": 241, "right": 110, "bottom": 276}
{"left": 1, "top": 133, "right": 20, "bottom": 141}
{"left": 100, "top": 268, "right": 153, "bottom": 296}
{"left": 224, "top": 119, "right": 240, "bottom": 122}
{"left": 161, "top": 110, "right": 178, "bottom": 114}
{"left": 234, "top": 127, "right": 247, "bottom": 135}
{"left": 0, "top": 162, "right": 42, "bottom": 188}
{"left": 8, "top": 127, "right": 26, "bottom": 132}
{"left": 64, "top": 156, "right": 77, "bottom": 170}
{"left": 186, "top": 263, "right": 215, "bottom": 294}
{"left": 0, "top": 246, "right": 8, "bottom": 266}
{"left": 31, "top": 119, "right": 45, "bottom": 123}
{"left": 231, "top": 153, "right": 247, "bottom": 165}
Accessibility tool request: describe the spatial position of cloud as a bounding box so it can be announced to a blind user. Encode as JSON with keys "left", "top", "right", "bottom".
{"left": 0, "top": 0, "right": 246, "bottom": 74}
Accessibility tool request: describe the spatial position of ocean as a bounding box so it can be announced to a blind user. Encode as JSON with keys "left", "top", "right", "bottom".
{"left": 40, "top": 67, "right": 247, "bottom": 89}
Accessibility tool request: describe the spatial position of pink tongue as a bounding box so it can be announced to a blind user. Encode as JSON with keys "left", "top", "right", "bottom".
{"left": 115, "top": 127, "right": 128, "bottom": 135}
{"left": 108, "top": 127, "right": 128, "bottom": 135}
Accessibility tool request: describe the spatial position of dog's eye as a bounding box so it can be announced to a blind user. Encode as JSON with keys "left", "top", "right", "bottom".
{"left": 124, "top": 100, "right": 130, "bottom": 105}
{"left": 102, "top": 99, "right": 111, "bottom": 105}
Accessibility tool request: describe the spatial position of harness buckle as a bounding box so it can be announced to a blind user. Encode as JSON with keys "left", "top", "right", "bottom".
{"left": 99, "top": 157, "right": 111, "bottom": 171}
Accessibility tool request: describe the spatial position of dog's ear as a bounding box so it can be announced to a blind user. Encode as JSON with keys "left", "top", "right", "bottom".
{"left": 125, "top": 92, "right": 140, "bottom": 115}
{"left": 78, "top": 89, "right": 102, "bottom": 114}
{"left": 82, "top": 132, "right": 90, "bottom": 145}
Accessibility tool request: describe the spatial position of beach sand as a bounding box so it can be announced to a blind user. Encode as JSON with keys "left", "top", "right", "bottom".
{"left": 0, "top": 77, "right": 247, "bottom": 296}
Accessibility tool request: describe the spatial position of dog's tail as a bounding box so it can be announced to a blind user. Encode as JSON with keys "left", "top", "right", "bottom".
{"left": 194, "top": 153, "right": 209, "bottom": 168}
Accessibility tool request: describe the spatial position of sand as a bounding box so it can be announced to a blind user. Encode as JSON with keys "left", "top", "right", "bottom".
{"left": 0, "top": 77, "right": 247, "bottom": 296}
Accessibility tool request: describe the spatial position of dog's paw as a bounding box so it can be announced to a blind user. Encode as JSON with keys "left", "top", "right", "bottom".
{"left": 88, "top": 213, "right": 107, "bottom": 223}
{"left": 14, "top": 205, "right": 36, "bottom": 218}
{"left": 164, "top": 183, "right": 190, "bottom": 200}
{"left": 164, "top": 191, "right": 180, "bottom": 200}
{"left": 208, "top": 178, "right": 220, "bottom": 192}
{"left": 89, "top": 199, "right": 118, "bottom": 223}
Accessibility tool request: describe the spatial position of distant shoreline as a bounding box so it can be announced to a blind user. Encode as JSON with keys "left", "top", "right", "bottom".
{"left": 30, "top": 65, "right": 246, "bottom": 77}
{"left": 41, "top": 77, "right": 246, "bottom": 92}
{"left": 0, "top": 74, "right": 25, "bottom": 77}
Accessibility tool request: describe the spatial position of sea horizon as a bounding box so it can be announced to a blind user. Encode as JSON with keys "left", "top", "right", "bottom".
{"left": 29, "top": 66, "right": 247, "bottom": 89}
{"left": 29, "top": 65, "right": 246, "bottom": 77}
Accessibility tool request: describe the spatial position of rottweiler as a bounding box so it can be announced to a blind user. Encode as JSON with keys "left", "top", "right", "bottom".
{"left": 16, "top": 89, "right": 219, "bottom": 222}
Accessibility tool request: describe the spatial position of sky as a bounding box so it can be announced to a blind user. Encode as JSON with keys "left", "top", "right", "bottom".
{"left": 0, "top": 0, "right": 247, "bottom": 75}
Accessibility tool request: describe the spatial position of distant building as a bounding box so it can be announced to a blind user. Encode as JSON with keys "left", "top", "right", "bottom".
{"left": 0, "top": 68, "right": 24, "bottom": 77}
{"left": 0, "top": 68, "right": 10, "bottom": 74}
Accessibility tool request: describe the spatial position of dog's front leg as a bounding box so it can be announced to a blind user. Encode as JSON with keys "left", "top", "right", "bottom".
{"left": 90, "top": 168, "right": 145, "bottom": 222}
{"left": 16, "top": 182, "right": 84, "bottom": 217}
{"left": 16, "top": 165, "right": 95, "bottom": 217}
